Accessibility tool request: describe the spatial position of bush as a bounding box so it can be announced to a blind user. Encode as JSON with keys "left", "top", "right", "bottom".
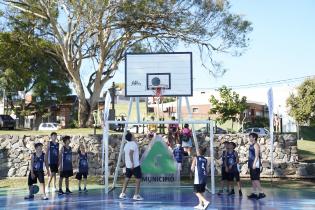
{"left": 244, "top": 116, "right": 269, "bottom": 129}
{"left": 68, "top": 120, "right": 79, "bottom": 128}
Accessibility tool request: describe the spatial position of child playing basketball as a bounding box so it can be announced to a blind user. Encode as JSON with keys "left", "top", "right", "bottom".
{"left": 25, "top": 142, "right": 50, "bottom": 200}
{"left": 191, "top": 147, "right": 210, "bottom": 210}
{"left": 225, "top": 142, "right": 242, "bottom": 196}
{"left": 46, "top": 132, "right": 59, "bottom": 192}
{"left": 58, "top": 136, "right": 73, "bottom": 195}
{"left": 76, "top": 143, "right": 89, "bottom": 192}
{"left": 217, "top": 141, "right": 228, "bottom": 195}
{"left": 173, "top": 143, "right": 184, "bottom": 171}
{"left": 247, "top": 133, "right": 266, "bottom": 199}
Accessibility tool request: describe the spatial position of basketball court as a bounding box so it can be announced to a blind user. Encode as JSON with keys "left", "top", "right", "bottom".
{"left": 1, "top": 186, "right": 315, "bottom": 210}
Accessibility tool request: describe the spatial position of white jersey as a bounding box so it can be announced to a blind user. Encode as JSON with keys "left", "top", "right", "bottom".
{"left": 124, "top": 141, "right": 140, "bottom": 169}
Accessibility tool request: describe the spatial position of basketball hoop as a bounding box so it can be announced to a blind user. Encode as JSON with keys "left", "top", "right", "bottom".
{"left": 152, "top": 86, "right": 165, "bottom": 103}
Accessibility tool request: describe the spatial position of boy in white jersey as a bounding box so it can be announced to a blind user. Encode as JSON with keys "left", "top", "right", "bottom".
{"left": 191, "top": 147, "right": 210, "bottom": 210}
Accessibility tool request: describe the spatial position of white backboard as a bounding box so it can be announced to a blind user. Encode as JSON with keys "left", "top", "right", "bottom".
{"left": 125, "top": 52, "right": 193, "bottom": 97}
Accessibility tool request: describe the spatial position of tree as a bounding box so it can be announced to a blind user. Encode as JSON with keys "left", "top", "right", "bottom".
{"left": 209, "top": 86, "right": 247, "bottom": 129}
{"left": 0, "top": 31, "right": 71, "bottom": 120}
{"left": 1, "top": 0, "right": 252, "bottom": 127}
{"left": 287, "top": 78, "right": 315, "bottom": 125}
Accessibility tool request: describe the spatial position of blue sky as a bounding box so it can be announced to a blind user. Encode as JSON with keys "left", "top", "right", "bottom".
{"left": 106, "top": 0, "right": 315, "bottom": 90}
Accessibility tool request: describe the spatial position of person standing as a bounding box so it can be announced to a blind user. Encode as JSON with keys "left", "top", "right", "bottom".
{"left": 180, "top": 124, "right": 193, "bottom": 156}
{"left": 46, "top": 132, "right": 59, "bottom": 192}
{"left": 76, "top": 143, "right": 89, "bottom": 192}
{"left": 168, "top": 116, "right": 179, "bottom": 148}
{"left": 58, "top": 136, "right": 73, "bottom": 195}
{"left": 247, "top": 133, "right": 266, "bottom": 199}
{"left": 191, "top": 147, "right": 210, "bottom": 210}
{"left": 225, "top": 142, "right": 242, "bottom": 196}
{"left": 119, "top": 132, "right": 143, "bottom": 201}
{"left": 25, "top": 143, "right": 50, "bottom": 200}
{"left": 217, "top": 141, "right": 228, "bottom": 195}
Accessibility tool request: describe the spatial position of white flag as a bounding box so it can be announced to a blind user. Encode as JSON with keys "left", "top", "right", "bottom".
{"left": 103, "top": 91, "right": 111, "bottom": 123}
{"left": 267, "top": 88, "right": 274, "bottom": 126}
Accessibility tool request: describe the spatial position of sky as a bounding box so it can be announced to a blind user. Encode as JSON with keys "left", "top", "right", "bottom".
{"left": 103, "top": 0, "right": 315, "bottom": 90}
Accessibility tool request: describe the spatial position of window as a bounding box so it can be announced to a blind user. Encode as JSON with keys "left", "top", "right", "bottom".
{"left": 192, "top": 108, "right": 199, "bottom": 113}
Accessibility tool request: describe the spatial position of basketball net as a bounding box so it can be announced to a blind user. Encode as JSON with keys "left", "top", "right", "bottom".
{"left": 153, "top": 87, "right": 164, "bottom": 103}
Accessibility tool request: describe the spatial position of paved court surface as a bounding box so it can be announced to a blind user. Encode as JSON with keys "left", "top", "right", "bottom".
{"left": 0, "top": 186, "right": 315, "bottom": 210}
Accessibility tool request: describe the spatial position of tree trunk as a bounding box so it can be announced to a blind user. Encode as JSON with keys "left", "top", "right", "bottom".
{"left": 86, "top": 87, "right": 102, "bottom": 127}
{"left": 72, "top": 78, "right": 89, "bottom": 127}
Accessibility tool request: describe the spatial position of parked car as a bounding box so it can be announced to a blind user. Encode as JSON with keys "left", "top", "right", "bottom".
{"left": 243, "top": 127, "right": 269, "bottom": 136}
{"left": 0, "top": 115, "right": 15, "bottom": 130}
{"left": 38, "top": 122, "right": 61, "bottom": 131}
{"left": 195, "top": 126, "right": 227, "bottom": 135}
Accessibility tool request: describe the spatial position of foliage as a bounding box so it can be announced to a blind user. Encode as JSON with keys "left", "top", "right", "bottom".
{"left": 287, "top": 78, "right": 315, "bottom": 124}
{"left": 0, "top": 31, "right": 71, "bottom": 115}
{"left": 1, "top": 0, "right": 252, "bottom": 127}
{"left": 162, "top": 97, "right": 176, "bottom": 103}
{"left": 244, "top": 116, "right": 269, "bottom": 129}
{"left": 209, "top": 86, "right": 247, "bottom": 124}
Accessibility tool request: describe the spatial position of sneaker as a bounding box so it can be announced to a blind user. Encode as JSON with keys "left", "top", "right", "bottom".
{"left": 194, "top": 204, "right": 203, "bottom": 209}
{"left": 78, "top": 187, "right": 82, "bottom": 193}
{"left": 247, "top": 193, "right": 258, "bottom": 199}
{"left": 133, "top": 194, "right": 144, "bottom": 201}
{"left": 41, "top": 196, "right": 48, "bottom": 200}
{"left": 24, "top": 195, "right": 34, "bottom": 200}
{"left": 203, "top": 201, "right": 210, "bottom": 209}
{"left": 217, "top": 190, "right": 223, "bottom": 195}
{"left": 228, "top": 189, "right": 235, "bottom": 196}
{"left": 83, "top": 188, "right": 88, "bottom": 192}
{"left": 119, "top": 193, "right": 127, "bottom": 199}
{"left": 257, "top": 193, "right": 266, "bottom": 199}
{"left": 58, "top": 189, "right": 65, "bottom": 195}
{"left": 52, "top": 187, "right": 57, "bottom": 192}
{"left": 46, "top": 187, "right": 50, "bottom": 193}
{"left": 66, "top": 189, "right": 72, "bottom": 194}
{"left": 239, "top": 190, "right": 243, "bottom": 196}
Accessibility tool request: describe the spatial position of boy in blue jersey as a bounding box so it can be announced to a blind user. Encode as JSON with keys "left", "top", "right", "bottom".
{"left": 76, "top": 143, "right": 89, "bottom": 192}
{"left": 217, "top": 141, "right": 229, "bottom": 195}
{"left": 173, "top": 143, "right": 184, "bottom": 171}
{"left": 225, "top": 142, "right": 242, "bottom": 196}
{"left": 25, "top": 143, "right": 50, "bottom": 200}
{"left": 191, "top": 147, "right": 210, "bottom": 210}
{"left": 58, "top": 136, "right": 73, "bottom": 195}
{"left": 247, "top": 133, "right": 266, "bottom": 199}
{"left": 46, "top": 132, "right": 59, "bottom": 192}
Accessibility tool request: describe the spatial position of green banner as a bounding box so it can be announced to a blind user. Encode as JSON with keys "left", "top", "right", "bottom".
{"left": 140, "top": 136, "right": 180, "bottom": 186}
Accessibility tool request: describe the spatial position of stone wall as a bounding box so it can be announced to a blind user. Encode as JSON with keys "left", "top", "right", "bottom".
{"left": 0, "top": 133, "right": 314, "bottom": 178}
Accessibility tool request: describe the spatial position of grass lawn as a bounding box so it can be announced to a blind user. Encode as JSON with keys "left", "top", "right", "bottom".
{"left": 297, "top": 139, "right": 315, "bottom": 163}
{"left": 0, "top": 128, "right": 108, "bottom": 136}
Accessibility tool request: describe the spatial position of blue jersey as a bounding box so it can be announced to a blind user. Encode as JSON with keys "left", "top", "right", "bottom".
{"left": 226, "top": 151, "right": 237, "bottom": 167}
{"left": 33, "top": 153, "right": 45, "bottom": 172}
{"left": 248, "top": 144, "right": 261, "bottom": 168}
{"left": 62, "top": 146, "right": 73, "bottom": 171}
{"left": 173, "top": 147, "right": 184, "bottom": 163}
{"left": 48, "top": 141, "right": 59, "bottom": 165}
{"left": 78, "top": 152, "right": 88, "bottom": 173}
{"left": 221, "top": 150, "right": 226, "bottom": 168}
{"left": 194, "top": 156, "right": 207, "bottom": 184}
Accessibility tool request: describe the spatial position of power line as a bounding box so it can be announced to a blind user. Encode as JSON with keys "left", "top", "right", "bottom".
{"left": 196, "top": 74, "right": 315, "bottom": 90}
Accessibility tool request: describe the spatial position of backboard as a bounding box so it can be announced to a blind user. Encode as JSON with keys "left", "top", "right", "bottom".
{"left": 125, "top": 52, "right": 193, "bottom": 97}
